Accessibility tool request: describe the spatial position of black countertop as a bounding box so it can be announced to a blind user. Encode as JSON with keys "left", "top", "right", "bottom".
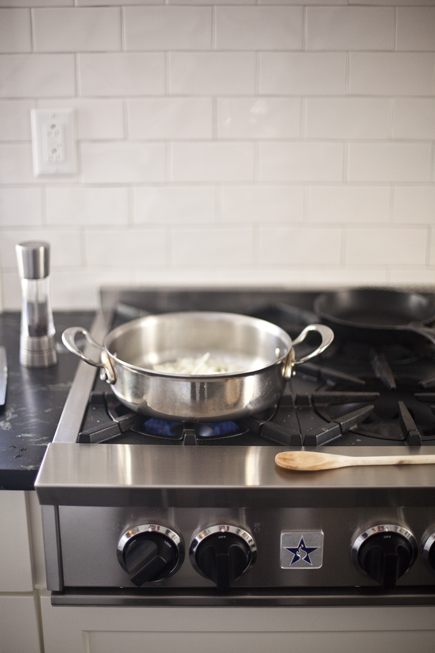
{"left": 0, "top": 311, "right": 94, "bottom": 491}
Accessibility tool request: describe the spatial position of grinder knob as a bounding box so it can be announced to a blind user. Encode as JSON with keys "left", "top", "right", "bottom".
{"left": 190, "top": 525, "right": 257, "bottom": 591}
{"left": 352, "top": 525, "right": 417, "bottom": 590}
{"left": 117, "top": 525, "right": 184, "bottom": 586}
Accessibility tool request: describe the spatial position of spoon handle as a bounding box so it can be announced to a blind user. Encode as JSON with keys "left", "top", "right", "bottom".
{"left": 275, "top": 451, "right": 435, "bottom": 472}
{"left": 351, "top": 454, "right": 435, "bottom": 467}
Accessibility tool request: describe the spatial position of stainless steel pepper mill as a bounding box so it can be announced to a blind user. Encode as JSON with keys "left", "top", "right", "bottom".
{"left": 16, "top": 241, "right": 57, "bottom": 368}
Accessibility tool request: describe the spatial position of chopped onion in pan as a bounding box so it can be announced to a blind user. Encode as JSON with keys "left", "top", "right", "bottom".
{"left": 153, "top": 352, "right": 242, "bottom": 375}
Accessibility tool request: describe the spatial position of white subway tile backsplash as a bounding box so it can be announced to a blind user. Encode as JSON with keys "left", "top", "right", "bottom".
{"left": 171, "top": 142, "right": 254, "bottom": 182}
{"left": 301, "top": 268, "right": 388, "bottom": 288}
{"left": 392, "top": 186, "right": 435, "bottom": 225}
{"left": 0, "top": 188, "right": 43, "bottom": 227}
{"left": 124, "top": 7, "right": 212, "bottom": 51}
{"left": 81, "top": 142, "right": 166, "bottom": 184}
{"left": 307, "top": 186, "right": 390, "bottom": 224}
{"left": 305, "top": 99, "right": 390, "bottom": 140}
{"left": 0, "top": 229, "right": 82, "bottom": 269}
{"left": 389, "top": 268, "right": 435, "bottom": 287}
{"left": 430, "top": 231, "right": 435, "bottom": 267}
{"left": 259, "top": 142, "right": 343, "bottom": 182}
{"left": 33, "top": 8, "right": 121, "bottom": 52}
{"left": 46, "top": 187, "right": 129, "bottom": 226}
{"left": 169, "top": 53, "right": 256, "bottom": 96}
{"left": 0, "top": 9, "right": 31, "bottom": 53}
{"left": 349, "top": 53, "right": 435, "bottom": 96}
{"left": 258, "top": 226, "right": 342, "bottom": 266}
{"left": 349, "top": 0, "right": 435, "bottom": 4}
{"left": 85, "top": 228, "right": 168, "bottom": 267}
{"left": 0, "top": 1, "right": 433, "bottom": 309}
{"left": 1, "top": 272, "right": 21, "bottom": 311}
{"left": 217, "top": 98, "right": 301, "bottom": 139}
{"left": 50, "top": 268, "right": 134, "bottom": 311}
{"left": 393, "top": 100, "right": 435, "bottom": 140}
{"left": 348, "top": 143, "right": 432, "bottom": 183}
{"left": 39, "top": 98, "right": 124, "bottom": 140}
{"left": 171, "top": 226, "right": 254, "bottom": 267}
{"left": 215, "top": 6, "right": 303, "bottom": 51}
{"left": 260, "top": 53, "right": 346, "bottom": 96}
{"left": 0, "top": 54, "right": 75, "bottom": 97}
{"left": 0, "top": 144, "right": 35, "bottom": 184}
{"left": 260, "top": 0, "right": 346, "bottom": 4}
{"left": 0, "top": 0, "right": 72, "bottom": 5}
{"left": 345, "top": 227, "right": 428, "bottom": 266}
{"left": 79, "top": 54, "right": 165, "bottom": 97}
{"left": 397, "top": 7, "right": 435, "bottom": 51}
{"left": 221, "top": 186, "right": 304, "bottom": 223}
{"left": 0, "top": 100, "right": 33, "bottom": 141}
{"left": 168, "top": 0, "right": 253, "bottom": 4}
{"left": 128, "top": 99, "right": 212, "bottom": 140}
{"left": 78, "top": 0, "right": 158, "bottom": 5}
{"left": 306, "top": 7, "right": 394, "bottom": 51}
{"left": 134, "top": 266, "right": 302, "bottom": 289}
{"left": 134, "top": 186, "right": 216, "bottom": 224}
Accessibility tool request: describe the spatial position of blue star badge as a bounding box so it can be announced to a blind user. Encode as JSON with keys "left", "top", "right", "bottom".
{"left": 281, "top": 531, "right": 324, "bottom": 569}
{"left": 286, "top": 537, "right": 318, "bottom": 566}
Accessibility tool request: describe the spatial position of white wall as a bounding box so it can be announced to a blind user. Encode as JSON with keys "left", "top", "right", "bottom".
{"left": 0, "top": 0, "right": 434, "bottom": 310}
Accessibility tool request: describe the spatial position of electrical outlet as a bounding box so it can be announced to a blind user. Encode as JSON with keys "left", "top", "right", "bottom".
{"left": 31, "top": 108, "right": 77, "bottom": 176}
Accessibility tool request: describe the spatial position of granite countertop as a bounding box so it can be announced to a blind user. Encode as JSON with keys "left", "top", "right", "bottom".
{"left": 0, "top": 311, "right": 94, "bottom": 491}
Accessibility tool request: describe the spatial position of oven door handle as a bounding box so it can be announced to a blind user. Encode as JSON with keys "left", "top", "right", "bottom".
{"left": 62, "top": 327, "right": 116, "bottom": 383}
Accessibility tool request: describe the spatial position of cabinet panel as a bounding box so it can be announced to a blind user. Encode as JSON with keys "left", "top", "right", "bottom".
{"left": 40, "top": 594, "right": 435, "bottom": 653}
{"left": 86, "top": 630, "right": 435, "bottom": 653}
{"left": 0, "top": 491, "right": 33, "bottom": 592}
{"left": 0, "top": 595, "right": 41, "bottom": 653}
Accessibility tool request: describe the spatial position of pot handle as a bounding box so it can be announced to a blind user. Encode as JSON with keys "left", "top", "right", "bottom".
{"left": 62, "top": 327, "right": 116, "bottom": 384}
{"left": 283, "top": 324, "right": 334, "bottom": 379}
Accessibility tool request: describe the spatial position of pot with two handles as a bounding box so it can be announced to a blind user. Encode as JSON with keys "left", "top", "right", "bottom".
{"left": 62, "top": 312, "right": 334, "bottom": 422}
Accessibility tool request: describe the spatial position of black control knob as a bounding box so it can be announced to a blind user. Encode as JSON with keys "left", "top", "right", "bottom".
{"left": 422, "top": 532, "right": 435, "bottom": 571}
{"left": 117, "top": 525, "right": 184, "bottom": 586}
{"left": 352, "top": 525, "right": 417, "bottom": 590}
{"left": 190, "top": 525, "right": 257, "bottom": 591}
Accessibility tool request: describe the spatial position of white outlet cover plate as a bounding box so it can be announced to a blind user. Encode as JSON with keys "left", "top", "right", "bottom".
{"left": 31, "top": 108, "right": 77, "bottom": 177}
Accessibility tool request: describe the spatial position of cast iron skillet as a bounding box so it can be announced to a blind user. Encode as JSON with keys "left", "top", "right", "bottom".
{"left": 313, "top": 288, "right": 435, "bottom": 346}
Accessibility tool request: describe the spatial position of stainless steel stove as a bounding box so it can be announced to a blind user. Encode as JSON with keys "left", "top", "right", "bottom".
{"left": 35, "top": 287, "right": 435, "bottom": 606}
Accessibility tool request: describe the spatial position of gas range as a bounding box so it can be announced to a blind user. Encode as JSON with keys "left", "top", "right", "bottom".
{"left": 35, "top": 287, "right": 435, "bottom": 606}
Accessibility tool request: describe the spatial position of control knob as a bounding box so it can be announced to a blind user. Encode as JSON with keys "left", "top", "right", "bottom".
{"left": 190, "top": 525, "right": 257, "bottom": 591}
{"left": 351, "top": 524, "right": 417, "bottom": 590}
{"left": 117, "top": 524, "right": 184, "bottom": 586}
{"left": 422, "top": 531, "right": 435, "bottom": 571}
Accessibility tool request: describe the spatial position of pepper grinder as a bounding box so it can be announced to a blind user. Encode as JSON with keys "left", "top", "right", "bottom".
{"left": 16, "top": 241, "right": 57, "bottom": 368}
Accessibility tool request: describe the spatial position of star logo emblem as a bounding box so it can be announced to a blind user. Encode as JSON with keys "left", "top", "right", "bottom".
{"left": 285, "top": 537, "right": 318, "bottom": 566}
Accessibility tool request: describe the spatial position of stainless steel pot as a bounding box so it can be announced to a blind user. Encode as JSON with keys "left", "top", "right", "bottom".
{"left": 62, "top": 312, "right": 333, "bottom": 421}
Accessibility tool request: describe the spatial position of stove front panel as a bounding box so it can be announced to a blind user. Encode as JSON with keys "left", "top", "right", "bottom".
{"left": 56, "top": 504, "right": 435, "bottom": 590}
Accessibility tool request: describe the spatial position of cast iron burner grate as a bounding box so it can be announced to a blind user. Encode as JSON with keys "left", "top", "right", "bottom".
{"left": 77, "top": 392, "right": 304, "bottom": 446}
{"left": 76, "top": 309, "right": 435, "bottom": 448}
{"left": 296, "top": 346, "right": 435, "bottom": 446}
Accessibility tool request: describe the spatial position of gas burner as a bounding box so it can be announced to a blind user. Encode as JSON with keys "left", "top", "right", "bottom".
{"left": 77, "top": 392, "right": 288, "bottom": 446}
{"left": 139, "top": 417, "right": 241, "bottom": 440}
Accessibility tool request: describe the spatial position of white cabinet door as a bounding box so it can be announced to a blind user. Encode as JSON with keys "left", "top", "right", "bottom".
{"left": 0, "top": 595, "right": 41, "bottom": 653}
{"left": 0, "top": 491, "right": 33, "bottom": 592}
{"left": 40, "top": 594, "right": 435, "bottom": 653}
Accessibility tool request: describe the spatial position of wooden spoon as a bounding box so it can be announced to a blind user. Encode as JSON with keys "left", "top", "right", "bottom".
{"left": 275, "top": 450, "right": 435, "bottom": 472}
